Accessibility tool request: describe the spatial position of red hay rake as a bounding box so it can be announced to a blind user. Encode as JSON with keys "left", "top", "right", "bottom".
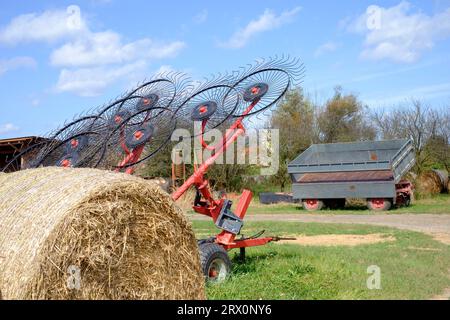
{"left": 3, "top": 57, "right": 304, "bottom": 281}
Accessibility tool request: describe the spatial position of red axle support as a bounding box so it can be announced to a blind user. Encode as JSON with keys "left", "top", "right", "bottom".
{"left": 172, "top": 100, "right": 259, "bottom": 201}
{"left": 222, "top": 237, "right": 275, "bottom": 250}
{"left": 114, "top": 110, "right": 153, "bottom": 174}
{"left": 215, "top": 189, "right": 252, "bottom": 245}
{"left": 171, "top": 125, "right": 246, "bottom": 202}
{"left": 395, "top": 179, "right": 413, "bottom": 206}
{"left": 115, "top": 144, "right": 145, "bottom": 175}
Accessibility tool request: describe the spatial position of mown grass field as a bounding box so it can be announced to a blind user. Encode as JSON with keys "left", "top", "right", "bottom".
{"left": 192, "top": 221, "right": 450, "bottom": 300}
{"left": 246, "top": 194, "right": 450, "bottom": 215}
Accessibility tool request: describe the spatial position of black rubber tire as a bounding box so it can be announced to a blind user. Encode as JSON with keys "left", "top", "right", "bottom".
{"left": 367, "top": 198, "right": 392, "bottom": 211}
{"left": 404, "top": 196, "right": 411, "bottom": 207}
{"left": 198, "top": 242, "right": 231, "bottom": 282}
{"left": 302, "top": 199, "right": 324, "bottom": 211}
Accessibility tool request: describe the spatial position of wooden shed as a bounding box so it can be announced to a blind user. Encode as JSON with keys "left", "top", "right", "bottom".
{"left": 0, "top": 136, "right": 47, "bottom": 172}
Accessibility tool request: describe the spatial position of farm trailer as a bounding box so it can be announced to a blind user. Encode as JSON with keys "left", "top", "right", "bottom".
{"left": 287, "top": 139, "right": 416, "bottom": 211}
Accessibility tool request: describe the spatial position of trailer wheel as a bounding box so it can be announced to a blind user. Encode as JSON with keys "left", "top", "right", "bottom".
{"left": 404, "top": 196, "right": 411, "bottom": 207}
{"left": 302, "top": 199, "right": 324, "bottom": 211}
{"left": 367, "top": 198, "right": 392, "bottom": 211}
{"left": 198, "top": 243, "right": 231, "bottom": 282}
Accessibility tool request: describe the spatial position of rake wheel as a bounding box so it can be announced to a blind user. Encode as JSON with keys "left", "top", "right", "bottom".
{"left": 231, "top": 68, "right": 291, "bottom": 118}
{"left": 176, "top": 84, "right": 240, "bottom": 137}
{"left": 135, "top": 93, "right": 159, "bottom": 112}
{"left": 98, "top": 101, "right": 176, "bottom": 170}
{"left": 123, "top": 77, "right": 178, "bottom": 114}
{"left": 31, "top": 115, "right": 102, "bottom": 168}
{"left": 125, "top": 123, "right": 155, "bottom": 149}
{"left": 35, "top": 131, "right": 104, "bottom": 168}
{"left": 48, "top": 115, "right": 99, "bottom": 141}
{"left": 65, "top": 135, "right": 90, "bottom": 154}
{"left": 56, "top": 152, "right": 80, "bottom": 168}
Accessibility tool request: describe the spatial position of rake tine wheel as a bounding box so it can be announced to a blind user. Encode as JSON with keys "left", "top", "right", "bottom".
{"left": 109, "top": 105, "right": 177, "bottom": 170}
{"left": 175, "top": 75, "right": 240, "bottom": 139}
{"left": 96, "top": 73, "right": 189, "bottom": 171}
{"left": 30, "top": 115, "right": 104, "bottom": 168}
{"left": 229, "top": 56, "right": 305, "bottom": 119}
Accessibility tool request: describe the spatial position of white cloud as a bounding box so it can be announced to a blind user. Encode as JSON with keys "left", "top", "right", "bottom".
{"left": 220, "top": 7, "right": 301, "bottom": 49}
{"left": 0, "top": 7, "right": 186, "bottom": 96}
{"left": 51, "top": 31, "right": 185, "bottom": 95}
{"left": 0, "top": 7, "right": 87, "bottom": 45}
{"left": 0, "top": 56, "right": 36, "bottom": 75}
{"left": 194, "top": 9, "right": 208, "bottom": 24}
{"left": 0, "top": 123, "right": 19, "bottom": 135}
{"left": 50, "top": 31, "right": 185, "bottom": 67}
{"left": 55, "top": 60, "right": 148, "bottom": 97}
{"left": 348, "top": 1, "right": 450, "bottom": 63}
{"left": 315, "top": 41, "right": 340, "bottom": 57}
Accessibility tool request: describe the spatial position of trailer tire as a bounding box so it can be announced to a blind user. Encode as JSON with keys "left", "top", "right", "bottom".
{"left": 404, "top": 196, "right": 411, "bottom": 207}
{"left": 302, "top": 199, "right": 324, "bottom": 211}
{"left": 367, "top": 198, "right": 392, "bottom": 211}
{"left": 198, "top": 242, "right": 231, "bottom": 282}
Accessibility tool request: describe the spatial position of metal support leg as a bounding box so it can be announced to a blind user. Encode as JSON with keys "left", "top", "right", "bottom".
{"left": 239, "top": 247, "right": 246, "bottom": 262}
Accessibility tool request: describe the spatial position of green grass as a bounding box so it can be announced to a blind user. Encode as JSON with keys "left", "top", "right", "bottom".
{"left": 192, "top": 221, "right": 450, "bottom": 300}
{"left": 246, "top": 194, "right": 450, "bottom": 215}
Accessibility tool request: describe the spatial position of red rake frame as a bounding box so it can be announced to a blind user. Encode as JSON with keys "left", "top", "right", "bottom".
{"left": 170, "top": 57, "right": 303, "bottom": 251}
{"left": 171, "top": 97, "right": 275, "bottom": 250}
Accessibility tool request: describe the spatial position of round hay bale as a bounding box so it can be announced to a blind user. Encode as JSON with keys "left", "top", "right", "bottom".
{"left": 0, "top": 167, "right": 205, "bottom": 300}
{"left": 416, "top": 170, "right": 447, "bottom": 195}
{"left": 433, "top": 170, "right": 449, "bottom": 192}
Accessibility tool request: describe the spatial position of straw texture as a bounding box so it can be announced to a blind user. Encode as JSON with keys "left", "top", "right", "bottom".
{"left": 416, "top": 170, "right": 448, "bottom": 195}
{"left": 0, "top": 167, "right": 205, "bottom": 300}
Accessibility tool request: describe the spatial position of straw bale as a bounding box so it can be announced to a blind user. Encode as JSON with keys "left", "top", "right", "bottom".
{"left": 416, "top": 170, "right": 448, "bottom": 195}
{"left": 0, "top": 167, "right": 205, "bottom": 300}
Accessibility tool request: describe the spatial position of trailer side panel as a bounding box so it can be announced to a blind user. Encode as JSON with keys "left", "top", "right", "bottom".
{"left": 292, "top": 181, "right": 396, "bottom": 200}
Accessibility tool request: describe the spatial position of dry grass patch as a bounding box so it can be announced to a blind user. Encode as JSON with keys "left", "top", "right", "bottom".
{"left": 277, "top": 233, "right": 396, "bottom": 247}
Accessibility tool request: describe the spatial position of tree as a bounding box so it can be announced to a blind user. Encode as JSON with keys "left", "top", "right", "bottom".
{"left": 317, "top": 87, "right": 376, "bottom": 143}
{"left": 424, "top": 135, "right": 450, "bottom": 171}
{"left": 270, "top": 88, "right": 316, "bottom": 191}
{"left": 372, "top": 100, "right": 450, "bottom": 173}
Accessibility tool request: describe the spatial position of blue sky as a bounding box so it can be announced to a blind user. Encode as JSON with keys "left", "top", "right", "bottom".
{"left": 1, "top": 0, "right": 450, "bottom": 138}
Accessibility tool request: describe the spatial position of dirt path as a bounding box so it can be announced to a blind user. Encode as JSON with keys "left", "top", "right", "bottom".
{"left": 189, "top": 213, "right": 450, "bottom": 236}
